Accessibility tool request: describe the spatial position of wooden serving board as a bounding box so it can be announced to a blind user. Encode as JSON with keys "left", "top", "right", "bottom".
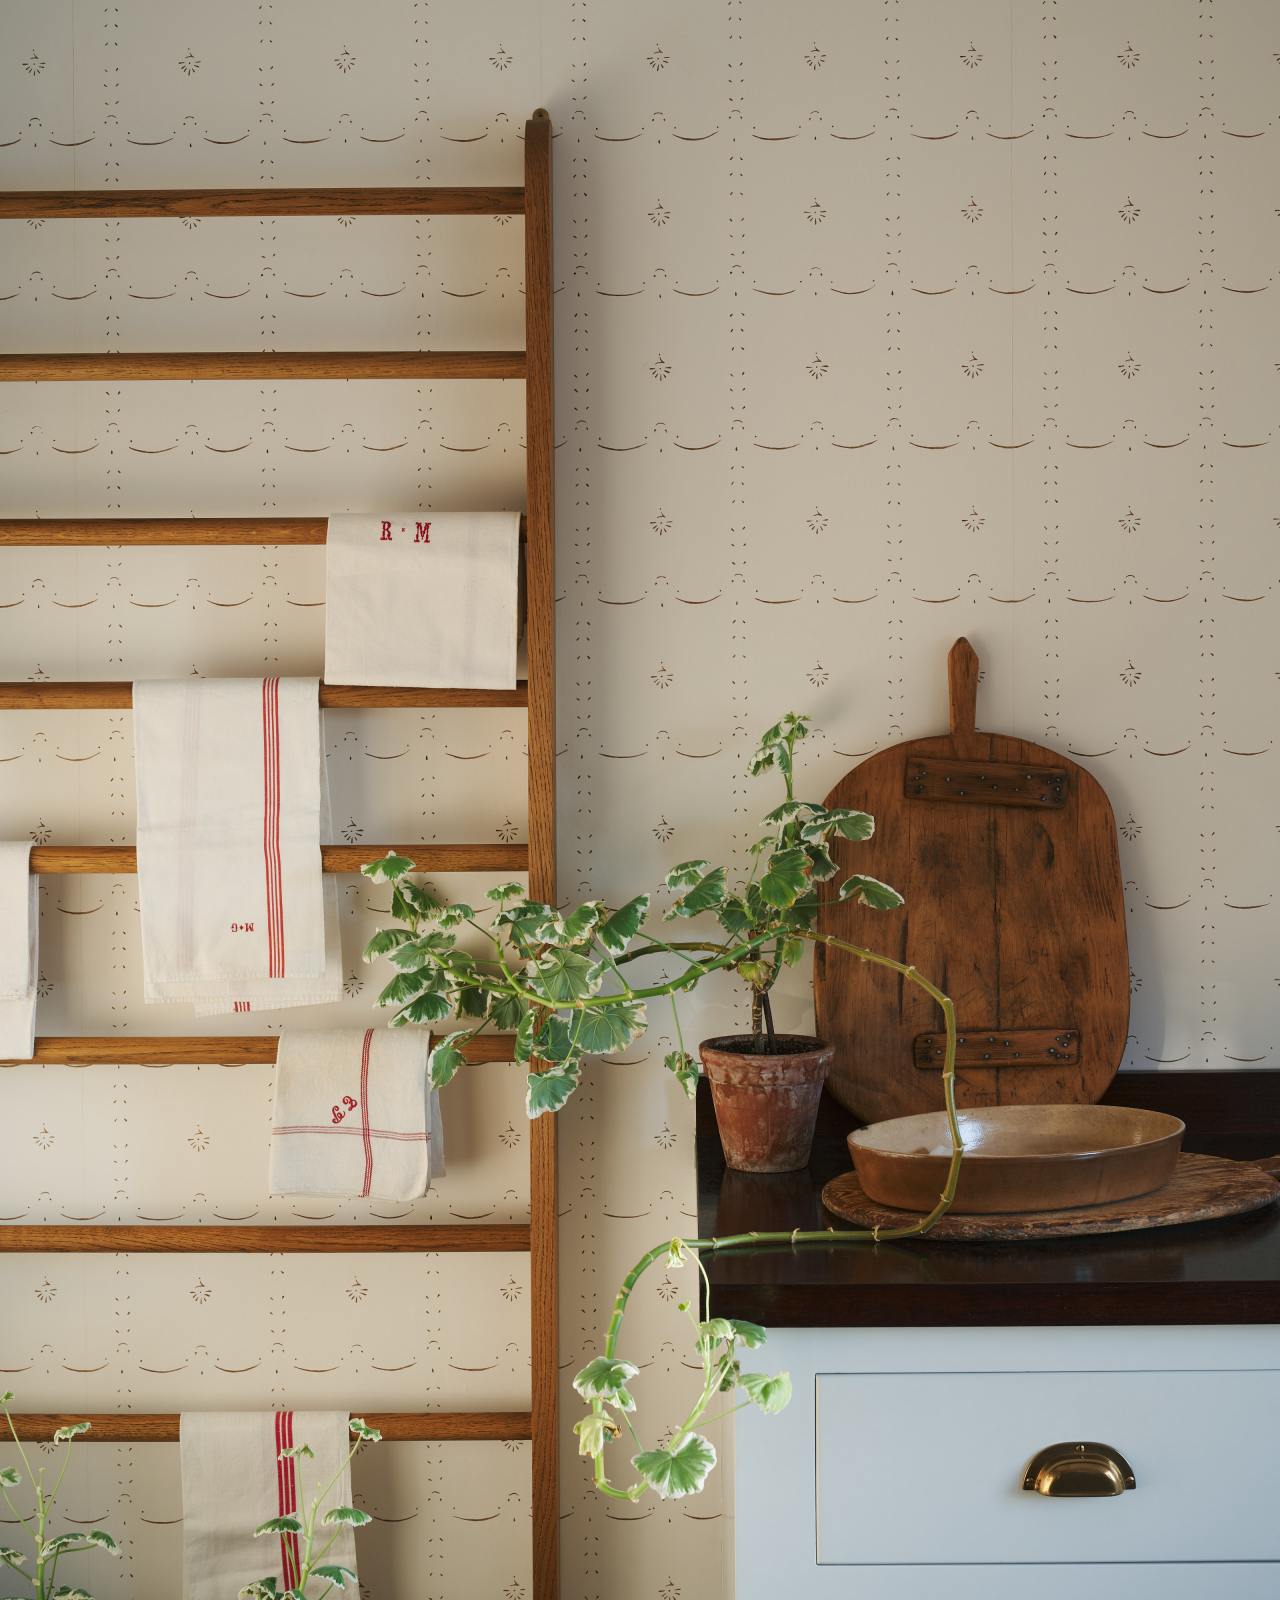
{"left": 820, "top": 1154, "right": 1280, "bottom": 1241}
{"left": 815, "top": 638, "right": 1129, "bottom": 1123}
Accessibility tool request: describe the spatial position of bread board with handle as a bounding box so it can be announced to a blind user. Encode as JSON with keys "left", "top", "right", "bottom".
{"left": 815, "top": 637, "right": 1129, "bottom": 1123}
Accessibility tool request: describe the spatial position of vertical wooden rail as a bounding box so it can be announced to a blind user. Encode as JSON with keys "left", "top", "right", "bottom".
{"left": 524, "top": 108, "right": 559, "bottom": 1600}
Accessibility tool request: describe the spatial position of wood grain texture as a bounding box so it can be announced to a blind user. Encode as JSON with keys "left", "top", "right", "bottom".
{"left": 821, "top": 1153, "right": 1280, "bottom": 1240}
{"left": 0, "top": 515, "right": 528, "bottom": 544}
{"left": 524, "top": 108, "right": 560, "bottom": 1600}
{"left": 0, "top": 351, "right": 525, "bottom": 381}
{"left": 815, "top": 637, "right": 1129, "bottom": 1122}
{"left": 0, "top": 680, "right": 528, "bottom": 709}
{"left": 4, "top": 1035, "right": 516, "bottom": 1066}
{"left": 0, "top": 1224, "right": 531, "bottom": 1252}
{"left": 28, "top": 843, "right": 528, "bottom": 873}
{"left": 0, "top": 187, "right": 524, "bottom": 218}
{"left": 3, "top": 1412, "right": 533, "bottom": 1441}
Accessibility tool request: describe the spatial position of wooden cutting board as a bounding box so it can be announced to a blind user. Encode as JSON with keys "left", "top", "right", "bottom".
{"left": 814, "top": 638, "right": 1129, "bottom": 1123}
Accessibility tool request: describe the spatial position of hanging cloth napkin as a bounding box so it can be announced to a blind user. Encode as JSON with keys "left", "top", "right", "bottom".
{"left": 133, "top": 677, "right": 341, "bottom": 1015}
{"left": 0, "top": 842, "right": 37, "bottom": 1059}
{"left": 180, "top": 1410, "right": 357, "bottom": 1599}
{"left": 324, "top": 511, "right": 520, "bottom": 688}
{"left": 269, "top": 1027, "right": 444, "bottom": 1201}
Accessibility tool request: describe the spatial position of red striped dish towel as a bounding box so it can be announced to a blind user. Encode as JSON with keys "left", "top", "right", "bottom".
{"left": 180, "top": 1410, "right": 357, "bottom": 1599}
{"left": 324, "top": 511, "right": 521, "bottom": 688}
{"left": 0, "top": 842, "right": 37, "bottom": 1059}
{"left": 269, "top": 1027, "right": 444, "bottom": 1201}
{"left": 133, "top": 677, "right": 341, "bottom": 1014}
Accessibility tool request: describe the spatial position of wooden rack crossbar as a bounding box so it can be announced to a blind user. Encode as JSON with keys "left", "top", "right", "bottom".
{"left": 0, "top": 108, "right": 559, "bottom": 1598}
{"left": 0, "top": 682, "right": 528, "bottom": 709}
{"left": 0, "top": 516, "right": 529, "bottom": 544}
{"left": 27, "top": 843, "right": 525, "bottom": 874}
{"left": 0, "top": 351, "right": 524, "bottom": 382}
{"left": 5, "top": 1035, "right": 515, "bottom": 1066}
{"left": 0, "top": 1225, "right": 528, "bottom": 1253}
{"left": 6, "top": 1412, "right": 533, "bottom": 1441}
{"left": 0, "top": 188, "right": 525, "bottom": 219}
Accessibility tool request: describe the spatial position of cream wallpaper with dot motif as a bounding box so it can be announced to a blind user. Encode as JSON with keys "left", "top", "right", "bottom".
{"left": 1, "top": 2, "right": 1278, "bottom": 1597}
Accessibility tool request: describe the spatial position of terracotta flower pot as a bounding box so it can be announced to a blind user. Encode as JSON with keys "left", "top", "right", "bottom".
{"left": 700, "top": 1034, "right": 833, "bottom": 1173}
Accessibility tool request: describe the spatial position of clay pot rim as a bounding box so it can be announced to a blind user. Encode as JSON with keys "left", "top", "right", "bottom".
{"left": 700, "top": 1033, "right": 831, "bottom": 1058}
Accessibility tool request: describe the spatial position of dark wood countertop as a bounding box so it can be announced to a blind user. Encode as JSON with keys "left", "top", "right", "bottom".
{"left": 696, "top": 1071, "right": 1280, "bottom": 1327}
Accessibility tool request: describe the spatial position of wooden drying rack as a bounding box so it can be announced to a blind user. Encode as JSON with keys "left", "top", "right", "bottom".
{"left": 0, "top": 111, "right": 558, "bottom": 1598}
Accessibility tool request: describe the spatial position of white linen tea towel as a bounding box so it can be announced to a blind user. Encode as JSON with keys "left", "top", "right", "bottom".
{"left": 180, "top": 1410, "right": 357, "bottom": 1599}
{"left": 270, "top": 1027, "right": 444, "bottom": 1201}
{"left": 133, "top": 677, "right": 341, "bottom": 1014}
{"left": 324, "top": 511, "right": 520, "bottom": 689}
{"left": 0, "top": 842, "right": 37, "bottom": 1059}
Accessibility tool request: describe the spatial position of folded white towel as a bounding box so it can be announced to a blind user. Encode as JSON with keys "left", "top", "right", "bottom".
{"left": 270, "top": 1027, "right": 444, "bottom": 1201}
{"left": 180, "top": 1410, "right": 357, "bottom": 1599}
{"left": 133, "top": 677, "right": 341, "bottom": 1015}
{"left": 0, "top": 842, "right": 37, "bottom": 1059}
{"left": 324, "top": 511, "right": 520, "bottom": 688}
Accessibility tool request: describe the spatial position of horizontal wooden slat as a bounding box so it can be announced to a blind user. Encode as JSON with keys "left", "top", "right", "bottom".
{"left": 5, "top": 1411, "right": 531, "bottom": 1441}
{"left": 0, "top": 187, "right": 524, "bottom": 219}
{"left": 0, "top": 681, "right": 528, "bottom": 710}
{"left": 7, "top": 1034, "right": 515, "bottom": 1067}
{"left": 0, "top": 515, "right": 528, "bottom": 545}
{"left": 0, "top": 351, "right": 525, "bottom": 382}
{"left": 0, "top": 1224, "right": 529, "bottom": 1253}
{"left": 29, "top": 843, "right": 527, "bottom": 873}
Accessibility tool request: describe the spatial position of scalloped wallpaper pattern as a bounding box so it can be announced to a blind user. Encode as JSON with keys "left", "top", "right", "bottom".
{"left": 1, "top": 2, "right": 1278, "bottom": 1597}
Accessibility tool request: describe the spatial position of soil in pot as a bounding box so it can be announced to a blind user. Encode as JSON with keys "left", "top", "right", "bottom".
{"left": 700, "top": 1034, "right": 833, "bottom": 1174}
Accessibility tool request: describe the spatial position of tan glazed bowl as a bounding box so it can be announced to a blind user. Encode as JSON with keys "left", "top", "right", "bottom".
{"left": 847, "top": 1103, "right": 1186, "bottom": 1214}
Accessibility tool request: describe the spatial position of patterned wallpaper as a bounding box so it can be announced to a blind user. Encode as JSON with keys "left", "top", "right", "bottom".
{"left": 1, "top": 2, "right": 1278, "bottom": 1597}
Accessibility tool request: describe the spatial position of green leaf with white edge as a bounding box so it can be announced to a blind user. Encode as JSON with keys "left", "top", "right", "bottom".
{"left": 575, "top": 1002, "right": 645, "bottom": 1056}
{"left": 572, "top": 1413, "right": 618, "bottom": 1459}
{"left": 663, "top": 1050, "right": 700, "bottom": 1099}
{"left": 697, "top": 1317, "right": 734, "bottom": 1349}
{"left": 486, "top": 882, "right": 525, "bottom": 904}
{"left": 52, "top": 1588, "right": 94, "bottom": 1600}
{"left": 561, "top": 902, "right": 603, "bottom": 945}
{"left": 43, "top": 1535, "right": 93, "bottom": 1557}
{"left": 0, "top": 1390, "right": 11, "bottom": 1404}
{"left": 572, "top": 1356, "right": 639, "bottom": 1411}
{"left": 489, "top": 991, "right": 526, "bottom": 1032}
{"left": 529, "top": 1013, "right": 575, "bottom": 1064}
{"left": 664, "top": 859, "right": 710, "bottom": 892}
{"left": 254, "top": 1516, "right": 304, "bottom": 1537}
{"left": 780, "top": 937, "right": 806, "bottom": 967}
{"left": 278, "top": 1443, "right": 314, "bottom": 1460}
{"left": 238, "top": 1583, "right": 281, "bottom": 1600}
{"left": 597, "top": 894, "right": 649, "bottom": 956}
{"left": 804, "top": 841, "right": 839, "bottom": 882}
{"left": 631, "top": 1433, "right": 717, "bottom": 1500}
{"left": 665, "top": 1238, "right": 689, "bottom": 1270}
{"left": 455, "top": 983, "right": 488, "bottom": 1018}
{"left": 763, "top": 799, "right": 811, "bottom": 824}
{"left": 437, "top": 902, "right": 475, "bottom": 931}
{"left": 738, "top": 1371, "right": 793, "bottom": 1414}
{"left": 760, "top": 845, "right": 810, "bottom": 909}
{"left": 395, "top": 989, "right": 455, "bottom": 1026}
{"left": 526, "top": 1063, "right": 582, "bottom": 1118}
{"left": 52, "top": 1421, "right": 90, "bottom": 1443}
{"left": 818, "top": 808, "right": 876, "bottom": 842}
{"left": 397, "top": 879, "right": 442, "bottom": 920}
{"left": 386, "top": 931, "right": 456, "bottom": 972}
{"left": 361, "top": 851, "right": 415, "bottom": 882}
{"left": 349, "top": 1417, "right": 382, "bottom": 1443}
{"left": 530, "top": 947, "right": 600, "bottom": 1004}
{"left": 312, "top": 1567, "right": 360, "bottom": 1589}
{"left": 729, "top": 1317, "right": 767, "bottom": 1348}
{"left": 85, "top": 1530, "right": 119, "bottom": 1553}
{"left": 0, "top": 1549, "right": 26, "bottom": 1570}
{"left": 715, "top": 896, "right": 752, "bottom": 939}
{"left": 321, "top": 1506, "right": 372, "bottom": 1528}
{"left": 0, "top": 1469, "right": 19, "bottom": 1488}
{"left": 428, "top": 1032, "right": 470, "bottom": 1089}
{"left": 362, "top": 927, "right": 417, "bottom": 963}
{"left": 665, "top": 865, "right": 727, "bottom": 920}
{"left": 377, "top": 968, "right": 436, "bottom": 1007}
{"left": 736, "top": 959, "right": 770, "bottom": 987}
{"left": 837, "top": 874, "right": 905, "bottom": 910}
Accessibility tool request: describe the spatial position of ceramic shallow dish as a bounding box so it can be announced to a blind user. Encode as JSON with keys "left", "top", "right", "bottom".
{"left": 847, "top": 1104, "right": 1186, "bottom": 1215}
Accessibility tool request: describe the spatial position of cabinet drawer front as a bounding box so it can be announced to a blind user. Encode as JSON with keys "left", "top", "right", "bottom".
{"left": 816, "top": 1368, "right": 1280, "bottom": 1565}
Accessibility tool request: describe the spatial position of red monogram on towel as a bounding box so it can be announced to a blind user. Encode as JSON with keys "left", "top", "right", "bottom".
{"left": 330, "top": 1095, "right": 358, "bottom": 1125}
{"left": 378, "top": 519, "right": 432, "bottom": 543}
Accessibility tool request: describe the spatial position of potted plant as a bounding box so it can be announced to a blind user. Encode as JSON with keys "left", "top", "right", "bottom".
{"left": 361, "top": 712, "right": 963, "bottom": 1504}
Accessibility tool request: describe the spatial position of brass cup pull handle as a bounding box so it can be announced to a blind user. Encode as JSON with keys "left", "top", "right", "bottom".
{"left": 1022, "top": 1441, "right": 1136, "bottom": 1497}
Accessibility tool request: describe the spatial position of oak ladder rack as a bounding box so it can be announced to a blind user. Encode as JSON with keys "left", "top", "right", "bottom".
{"left": 0, "top": 110, "right": 558, "bottom": 1599}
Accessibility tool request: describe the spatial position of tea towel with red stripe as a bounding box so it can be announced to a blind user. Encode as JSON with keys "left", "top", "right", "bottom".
{"left": 179, "top": 1410, "right": 356, "bottom": 1599}
{"left": 133, "top": 677, "right": 341, "bottom": 1014}
{"left": 269, "top": 1027, "right": 444, "bottom": 1202}
{"left": 324, "top": 511, "right": 521, "bottom": 688}
{"left": 0, "top": 841, "right": 37, "bottom": 1058}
